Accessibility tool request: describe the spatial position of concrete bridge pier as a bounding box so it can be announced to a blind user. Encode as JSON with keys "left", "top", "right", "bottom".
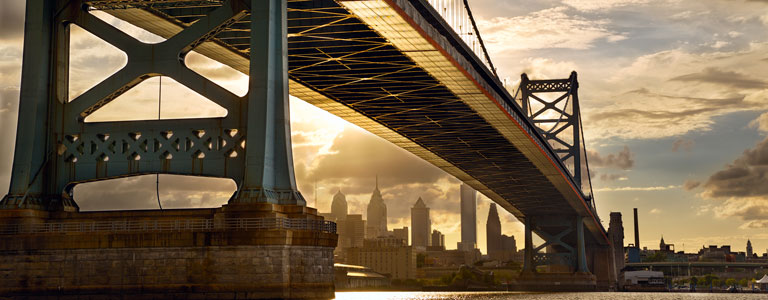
{"left": 516, "top": 215, "right": 615, "bottom": 291}
{"left": 0, "top": 0, "right": 337, "bottom": 298}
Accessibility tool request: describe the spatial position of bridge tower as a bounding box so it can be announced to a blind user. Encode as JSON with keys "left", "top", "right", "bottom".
{"left": 520, "top": 71, "right": 594, "bottom": 205}
{"left": 0, "top": 0, "right": 336, "bottom": 298}
{"left": 2, "top": 0, "right": 304, "bottom": 211}
{"left": 516, "top": 72, "right": 616, "bottom": 291}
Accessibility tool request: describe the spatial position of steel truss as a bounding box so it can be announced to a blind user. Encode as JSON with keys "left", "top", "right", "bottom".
{"left": 523, "top": 215, "right": 590, "bottom": 274}
{"left": 520, "top": 71, "right": 595, "bottom": 204}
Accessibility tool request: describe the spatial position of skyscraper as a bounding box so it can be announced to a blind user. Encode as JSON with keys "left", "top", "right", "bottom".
{"left": 331, "top": 190, "right": 347, "bottom": 221}
{"left": 486, "top": 203, "right": 502, "bottom": 259}
{"left": 431, "top": 230, "right": 445, "bottom": 250}
{"left": 366, "top": 177, "right": 388, "bottom": 238}
{"left": 459, "top": 184, "right": 477, "bottom": 251}
{"left": 747, "top": 239, "right": 753, "bottom": 258}
{"left": 393, "top": 227, "right": 409, "bottom": 245}
{"left": 411, "top": 197, "right": 431, "bottom": 248}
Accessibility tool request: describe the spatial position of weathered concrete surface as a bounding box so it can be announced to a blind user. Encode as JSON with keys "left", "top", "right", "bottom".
{"left": 589, "top": 246, "right": 618, "bottom": 291}
{"left": 0, "top": 204, "right": 337, "bottom": 299}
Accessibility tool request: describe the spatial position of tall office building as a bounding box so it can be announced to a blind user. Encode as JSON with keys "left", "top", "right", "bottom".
{"left": 366, "top": 177, "right": 388, "bottom": 238}
{"left": 392, "top": 227, "right": 409, "bottom": 245}
{"left": 411, "top": 197, "right": 431, "bottom": 248}
{"left": 459, "top": 183, "right": 477, "bottom": 251}
{"left": 344, "top": 214, "right": 366, "bottom": 248}
{"left": 346, "top": 237, "right": 416, "bottom": 279}
{"left": 747, "top": 239, "right": 754, "bottom": 258}
{"left": 431, "top": 230, "right": 445, "bottom": 250}
{"left": 331, "top": 190, "right": 348, "bottom": 221}
{"left": 486, "top": 203, "right": 502, "bottom": 259}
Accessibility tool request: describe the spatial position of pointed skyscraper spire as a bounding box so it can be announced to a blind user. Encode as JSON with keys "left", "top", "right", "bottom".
{"left": 366, "top": 176, "right": 387, "bottom": 238}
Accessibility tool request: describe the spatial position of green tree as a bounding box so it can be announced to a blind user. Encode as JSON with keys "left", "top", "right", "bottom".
{"left": 644, "top": 252, "right": 667, "bottom": 262}
{"left": 703, "top": 274, "right": 719, "bottom": 285}
{"left": 712, "top": 279, "right": 721, "bottom": 287}
{"left": 739, "top": 278, "right": 748, "bottom": 287}
{"left": 725, "top": 278, "right": 737, "bottom": 287}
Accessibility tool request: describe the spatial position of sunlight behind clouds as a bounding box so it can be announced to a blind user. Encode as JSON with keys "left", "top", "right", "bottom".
{"left": 562, "top": 0, "right": 653, "bottom": 11}
{"left": 478, "top": 7, "right": 624, "bottom": 51}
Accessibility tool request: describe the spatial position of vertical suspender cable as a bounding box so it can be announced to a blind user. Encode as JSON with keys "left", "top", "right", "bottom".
{"left": 461, "top": 0, "right": 498, "bottom": 79}
{"left": 156, "top": 76, "right": 163, "bottom": 210}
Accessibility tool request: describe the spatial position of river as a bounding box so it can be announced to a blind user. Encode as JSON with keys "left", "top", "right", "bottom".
{"left": 334, "top": 291, "right": 767, "bottom": 299}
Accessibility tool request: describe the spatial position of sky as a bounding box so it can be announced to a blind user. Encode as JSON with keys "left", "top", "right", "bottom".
{"left": 2, "top": 0, "right": 768, "bottom": 255}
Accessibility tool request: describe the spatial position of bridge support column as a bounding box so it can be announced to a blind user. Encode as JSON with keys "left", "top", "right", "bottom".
{"left": 576, "top": 216, "right": 589, "bottom": 273}
{"left": 232, "top": 0, "right": 304, "bottom": 206}
{"left": 523, "top": 217, "right": 535, "bottom": 273}
{"left": 514, "top": 215, "right": 597, "bottom": 291}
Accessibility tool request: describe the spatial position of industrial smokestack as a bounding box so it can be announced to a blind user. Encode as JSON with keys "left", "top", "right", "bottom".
{"left": 633, "top": 208, "right": 639, "bottom": 249}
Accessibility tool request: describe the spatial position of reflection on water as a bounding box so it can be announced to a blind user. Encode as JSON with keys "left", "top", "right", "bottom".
{"left": 334, "top": 291, "right": 767, "bottom": 300}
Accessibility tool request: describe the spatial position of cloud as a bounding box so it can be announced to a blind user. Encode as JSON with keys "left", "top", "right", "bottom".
{"left": 671, "top": 68, "right": 768, "bottom": 90}
{"left": 584, "top": 43, "right": 768, "bottom": 140}
{"left": 697, "top": 136, "right": 768, "bottom": 228}
{"left": 562, "top": 0, "right": 652, "bottom": 11}
{"left": 683, "top": 180, "right": 701, "bottom": 190}
{"left": 600, "top": 173, "right": 627, "bottom": 181}
{"left": 649, "top": 208, "right": 661, "bottom": 214}
{"left": 594, "top": 185, "right": 680, "bottom": 192}
{"left": 297, "top": 126, "right": 456, "bottom": 216}
{"left": 740, "top": 220, "right": 768, "bottom": 230}
{"left": 749, "top": 112, "right": 768, "bottom": 132}
{"left": 73, "top": 174, "right": 235, "bottom": 211}
{"left": 478, "top": 7, "right": 624, "bottom": 51}
{"left": 588, "top": 146, "right": 635, "bottom": 169}
{"left": 520, "top": 58, "right": 579, "bottom": 80}
{"left": 701, "top": 137, "right": 768, "bottom": 198}
{"left": 672, "top": 138, "right": 695, "bottom": 152}
{"left": 0, "top": 87, "right": 19, "bottom": 192}
{"left": 0, "top": 1, "right": 25, "bottom": 41}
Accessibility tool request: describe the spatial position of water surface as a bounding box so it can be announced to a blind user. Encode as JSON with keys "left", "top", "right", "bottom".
{"left": 334, "top": 291, "right": 766, "bottom": 300}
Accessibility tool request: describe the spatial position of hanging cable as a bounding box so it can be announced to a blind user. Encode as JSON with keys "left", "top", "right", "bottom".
{"left": 156, "top": 76, "right": 163, "bottom": 211}
{"left": 462, "top": 0, "right": 498, "bottom": 79}
{"left": 579, "top": 109, "right": 595, "bottom": 210}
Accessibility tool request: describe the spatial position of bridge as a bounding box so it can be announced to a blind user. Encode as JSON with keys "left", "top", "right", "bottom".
{"left": 1, "top": 0, "right": 620, "bottom": 297}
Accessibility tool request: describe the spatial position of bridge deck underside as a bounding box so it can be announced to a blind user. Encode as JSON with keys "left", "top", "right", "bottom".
{"left": 286, "top": 0, "right": 566, "bottom": 214}
{"left": 86, "top": 0, "right": 605, "bottom": 244}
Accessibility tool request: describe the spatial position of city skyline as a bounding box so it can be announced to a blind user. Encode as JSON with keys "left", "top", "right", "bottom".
{"left": 2, "top": 0, "right": 768, "bottom": 255}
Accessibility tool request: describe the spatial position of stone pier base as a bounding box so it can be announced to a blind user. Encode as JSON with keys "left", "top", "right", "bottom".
{"left": 0, "top": 204, "right": 337, "bottom": 299}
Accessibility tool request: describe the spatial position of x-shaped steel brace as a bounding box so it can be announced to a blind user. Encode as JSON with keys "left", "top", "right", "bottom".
{"left": 65, "top": 1, "right": 248, "bottom": 125}
{"left": 533, "top": 227, "right": 575, "bottom": 254}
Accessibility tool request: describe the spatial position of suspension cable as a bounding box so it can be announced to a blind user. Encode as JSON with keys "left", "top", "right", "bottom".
{"left": 579, "top": 110, "right": 595, "bottom": 209}
{"left": 462, "top": 0, "right": 498, "bottom": 79}
{"left": 156, "top": 76, "right": 163, "bottom": 211}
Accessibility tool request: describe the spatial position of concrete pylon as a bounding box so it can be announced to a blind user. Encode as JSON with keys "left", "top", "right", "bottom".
{"left": 1, "top": 0, "right": 305, "bottom": 210}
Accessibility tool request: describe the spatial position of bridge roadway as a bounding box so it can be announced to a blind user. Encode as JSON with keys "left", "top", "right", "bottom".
{"left": 86, "top": 0, "right": 608, "bottom": 246}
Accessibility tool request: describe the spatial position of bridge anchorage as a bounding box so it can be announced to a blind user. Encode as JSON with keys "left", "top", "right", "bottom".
{"left": 1, "top": 0, "right": 619, "bottom": 297}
